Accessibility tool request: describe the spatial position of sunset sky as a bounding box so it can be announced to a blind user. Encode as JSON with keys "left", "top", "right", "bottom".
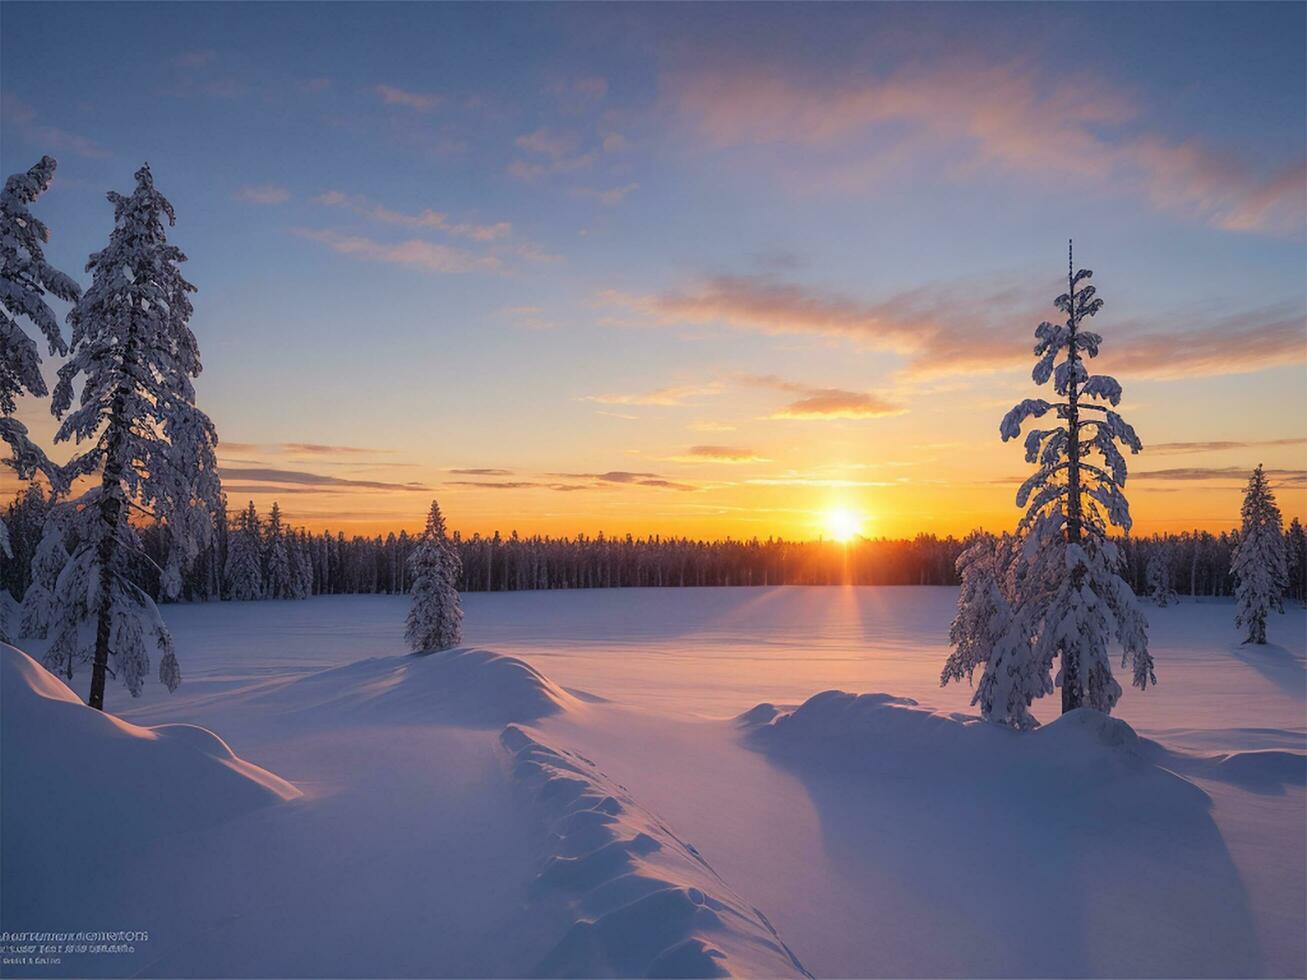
{"left": 2, "top": 2, "right": 1304, "bottom": 539}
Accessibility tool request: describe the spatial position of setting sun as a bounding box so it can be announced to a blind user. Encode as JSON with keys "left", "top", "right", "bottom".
{"left": 823, "top": 507, "right": 864, "bottom": 543}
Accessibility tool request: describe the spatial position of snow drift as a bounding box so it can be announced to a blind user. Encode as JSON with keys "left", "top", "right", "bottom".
{"left": 2, "top": 644, "right": 299, "bottom": 847}
{"left": 740, "top": 690, "right": 1271, "bottom": 977}
{"left": 254, "top": 647, "right": 578, "bottom": 726}
{"left": 501, "top": 724, "right": 810, "bottom": 978}
{"left": 2, "top": 643, "right": 300, "bottom": 943}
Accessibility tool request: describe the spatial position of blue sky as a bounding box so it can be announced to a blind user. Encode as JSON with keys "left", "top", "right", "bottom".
{"left": 3, "top": 2, "right": 1304, "bottom": 536}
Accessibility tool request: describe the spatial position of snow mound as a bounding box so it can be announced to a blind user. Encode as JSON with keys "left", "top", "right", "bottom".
{"left": 1, "top": 644, "right": 299, "bottom": 853}
{"left": 740, "top": 690, "right": 1269, "bottom": 976}
{"left": 256, "top": 647, "right": 578, "bottom": 727}
{"left": 500, "top": 724, "right": 810, "bottom": 979}
{"left": 742, "top": 689, "right": 1208, "bottom": 805}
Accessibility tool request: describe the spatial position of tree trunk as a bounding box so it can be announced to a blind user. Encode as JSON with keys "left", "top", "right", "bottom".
{"left": 1062, "top": 240, "right": 1084, "bottom": 714}
{"left": 87, "top": 408, "right": 127, "bottom": 712}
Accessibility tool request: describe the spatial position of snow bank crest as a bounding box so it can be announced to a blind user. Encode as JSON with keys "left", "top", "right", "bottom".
{"left": 1, "top": 644, "right": 298, "bottom": 854}
{"left": 500, "top": 724, "right": 810, "bottom": 979}
{"left": 257, "top": 647, "right": 578, "bottom": 727}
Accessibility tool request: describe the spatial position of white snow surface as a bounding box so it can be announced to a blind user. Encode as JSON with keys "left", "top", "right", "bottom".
{"left": 4, "top": 587, "right": 1304, "bottom": 978}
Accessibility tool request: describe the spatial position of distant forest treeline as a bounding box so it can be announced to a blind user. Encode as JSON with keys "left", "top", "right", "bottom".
{"left": 4, "top": 489, "right": 1306, "bottom": 604}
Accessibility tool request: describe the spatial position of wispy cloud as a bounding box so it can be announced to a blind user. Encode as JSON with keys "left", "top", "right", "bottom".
{"left": 603, "top": 275, "right": 1306, "bottom": 380}
{"left": 374, "top": 84, "right": 442, "bottom": 112}
{"left": 172, "top": 50, "right": 216, "bottom": 69}
{"left": 571, "top": 183, "right": 640, "bottom": 206}
{"left": 743, "top": 375, "right": 904, "bottom": 420}
{"left": 219, "top": 441, "right": 393, "bottom": 457}
{"left": 745, "top": 476, "right": 898, "bottom": 488}
{"left": 233, "top": 184, "right": 290, "bottom": 205}
{"left": 291, "top": 227, "right": 501, "bottom": 274}
{"left": 1, "top": 94, "right": 109, "bottom": 159}
{"left": 1146, "top": 437, "right": 1307, "bottom": 456}
{"left": 508, "top": 127, "right": 595, "bottom": 181}
{"left": 1131, "top": 466, "right": 1307, "bottom": 483}
{"left": 583, "top": 381, "right": 724, "bottom": 407}
{"left": 447, "top": 480, "right": 591, "bottom": 492}
{"left": 668, "top": 61, "right": 1305, "bottom": 235}
{"left": 314, "top": 190, "right": 511, "bottom": 241}
{"left": 669, "top": 445, "right": 770, "bottom": 464}
{"left": 449, "top": 468, "right": 514, "bottom": 476}
{"left": 219, "top": 466, "right": 429, "bottom": 492}
{"left": 548, "top": 470, "right": 697, "bottom": 491}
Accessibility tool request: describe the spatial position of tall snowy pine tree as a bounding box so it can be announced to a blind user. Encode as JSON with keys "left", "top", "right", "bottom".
{"left": 979, "top": 242, "right": 1155, "bottom": 727}
{"left": 263, "top": 501, "right": 293, "bottom": 599}
{"left": 1232, "top": 464, "right": 1287, "bottom": 644}
{"left": 1146, "top": 550, "right": 1178, "bottom": 607}
{"left": 48, "top": 163, "right": 221, "bottom": 709}
{"left": 225, "top": 501, "right": 264, "bottom": 600}
{"left": 406, "top": 499, "right": 463, "bottom": 652}
{"left": 941, "top": 531, "right": 1014, "bottom": 697}
{"left": 1, "top": 156, "right": 88, "bottom": 558}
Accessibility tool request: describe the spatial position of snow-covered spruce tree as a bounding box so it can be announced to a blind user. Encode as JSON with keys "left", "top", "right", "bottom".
{"left": 1232, "top": 464, "right": 1287, "bottom": 644}
{"left": 263, "top": 501, "right": 293, "bottom": 599}
{"left": 994, "top": 242, "right": 1155, "bottom": 722}
{"left": 1, "top": 156, "right": 79, "bottom": 432}
{"left": 0, "top": 156, "right": 90, "bottom": 540}
{"left": 224, "top": 500, "right": 264, "bottom": 600}
{"left": 941, "top": 531, "right": 1014, "bottom": 699}
{"left": 48, "top": 163, "right": 221, "bottom": 710}
{"left": 405, "top": 499, "right": 463, "bottom": 652}
{"left": 290, "top": 529, "right": 314, "bottom": 599}
{"left": 1287, "top": 517, "right": 1307, "bottom": 604}
{"left": 1146, "top": 550, "right": 1178, "bottom": 607}
{"left": 21, "top": 512, "right": 70, "bottom": 643}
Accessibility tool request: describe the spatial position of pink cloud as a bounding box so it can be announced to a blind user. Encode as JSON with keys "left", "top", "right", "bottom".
{"left": 666, "top": 61, "right": 1304, "bottom": 236}
{"left": 291, "top": 227, "right": 500, "bottom": 274}
{"left": 374, "top": 84, "right": 442, "bottom": 112}
{"left": 603, "top": 275, "right": 1305, "bottom": 380}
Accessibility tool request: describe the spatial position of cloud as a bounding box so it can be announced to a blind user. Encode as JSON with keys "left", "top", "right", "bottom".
{"left": 603, "top": 275, "right": 1306, "bottom": 380}
{"left": 571, "top": 183, "right": 639, "bottom": 206}
{"left": 172, "top": 50, "right": 216, "bottom": 69}
{"left": 449, "top": 468, "right": 514, "bottom": 476}
{"left": 549, "top": 75, "right": 609, "bottom": 114}
{"left": 583, "top": 381, "right": 724, "bottom": 406}
{"left": 1, "top": 94, "right": 110, "bottom": 159}
{"left": 516, "top": 128, "right": 578, "bottom": 159}
{"left": 1098, "top": 304, "right": 1307, "bottom": 380}
{"left": 667, "top": 61, "right": 1305, "bottom": 235}
{"left": 291, "top": 227, "right": 500, "bottom": 274}
{"left": 233, "top": 184, "right": 290, "bottom": 205}
{"left": 689, "top": 420, "right": 737, "bottom": 433}
{"left": 508, "top": 128, "right": 595, "bottom": 181}
{"left": 502, "top": 305, "right": 557, "bottom": 331}
{"left": 1130, "top": 466, "right": 1307, "bottom": 482}
{"left": 314, "top": 190, "right": 511, "bottom": 241}
{"left": 745, "top": 477, "right": 898, "bottom": 488}
{"left": 548, "top": 470, "right": 697, "bottom": 491}
{"left": 219, "top": 441, "right": 392, "bottom": 457}
{"left": 282, "top": 443, "right": 386, "bottom": 456}
{"left": 374, "top": 84, "right": 442, "bottom": 112}
{"left": 770, "top": 388, "right": 903, "bottom": 420}
{"left": 220, "top": 467, "right": 429, "bottom": 492}
{"left": 447, "top": 479, "right": 592, "bottom": 492}
{"left": 738, "top": 373, "right": 905, "bottom": 420}
{"left": 1146, "top": 437, "right": 1307, "bottom": 456}
{"left": 670, "top": 445, "right": 770, "bottom": 463}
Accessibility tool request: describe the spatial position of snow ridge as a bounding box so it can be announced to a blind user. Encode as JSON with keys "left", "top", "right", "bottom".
{"left": 254, "top": 647, "right": 579, "bottom": 727}
{"left": 499, "top": 724, "right": 811, "bottom": 979}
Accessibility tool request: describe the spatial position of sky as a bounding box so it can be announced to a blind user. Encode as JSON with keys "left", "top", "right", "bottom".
{"left": 2, "top": 2, "right": 1305, "bottom": 540}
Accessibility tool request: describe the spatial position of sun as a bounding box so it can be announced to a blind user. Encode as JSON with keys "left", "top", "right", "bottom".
{"left": 823, "top": 507, "right": 864, "bottom": 543}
